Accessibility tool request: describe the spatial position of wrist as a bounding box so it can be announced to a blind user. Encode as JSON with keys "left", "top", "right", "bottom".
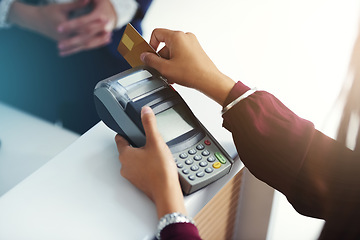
{"left": 153, "top": 181, "right": 187, "bottom": 219}
{"left": 198, "top": 71, "right": 235, "bottom": 106}
{"left": 7, "top": 2, "right": 38, "bottom": 31}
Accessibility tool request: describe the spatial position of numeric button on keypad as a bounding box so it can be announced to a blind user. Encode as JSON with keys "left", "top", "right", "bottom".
{"left": 185, "top": 159, "right": 194, "bottom": 165}
{"left": 188, "top": 175, "right": 196, "bottom": 181}
{"left": 202, "top": 150, "right": 210, "bottom": 156}
{"left": 188, "top": 149, "right": 197, "bottom": 155}
{"left": 196, "top": 171, "right": 205, "bottom": 178}
{"left": 199, "top": 161, "right": 208, "bottom": 167}
{"left": 205, "top": 167, "right": 213, "bottom": 173}
{"left": 193, "top": 155, "right": 202, "bottom": 161}
{"left": 190, "top": 165, "right": 199, "bottom": 171}
{"left": 177, "top": 163, "right": 183, "bottom": 169}
{"left": 182, "top": 169, "right": 189, "bottom": 175}
{"left": 196, "top": 144, "right": 205, "bottom": 150}
{"left": 179, "top": 153, "right": 188, "bottom": 159}
{"left": 207, "top": 156, "right": 216, "bottom": 162}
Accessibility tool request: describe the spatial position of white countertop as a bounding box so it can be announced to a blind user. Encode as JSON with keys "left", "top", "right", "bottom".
{"left": 0, "top": 102, "right": 79, "bottom": 196}
{"left": 0, "top": 96, "right": 242, "bottom": 239}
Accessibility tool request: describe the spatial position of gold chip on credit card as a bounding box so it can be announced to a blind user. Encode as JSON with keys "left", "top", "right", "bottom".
{"left": 118, "top": 23, "right": 158, "bottom": 67}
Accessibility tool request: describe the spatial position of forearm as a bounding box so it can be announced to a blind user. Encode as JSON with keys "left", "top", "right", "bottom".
{"left": 154, "top": 181, "right": 187, "bottom": 220}
{"left": 196, "top": 71, "right": 236, "bottom": 106}
{"left": 222, "top": 81, "right": 321, "bottom": 215}
{"left": 290, "top": 128, "right": 360, "bottom": 220}
{"left": 223, "top": 81, "right": 360, "bottom": 220}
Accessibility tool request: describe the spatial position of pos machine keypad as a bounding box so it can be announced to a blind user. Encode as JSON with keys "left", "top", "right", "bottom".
{"left": 173, "top": 137, "right": 232, "bottom": 194}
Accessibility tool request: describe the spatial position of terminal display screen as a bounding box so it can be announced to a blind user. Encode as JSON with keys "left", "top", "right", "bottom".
{"left": 155, "top": 105, "right": 195, "bottom": 143}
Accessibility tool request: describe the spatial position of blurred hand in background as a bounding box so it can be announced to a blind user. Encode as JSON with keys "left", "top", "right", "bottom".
{"left": 8, "top": 0, "right": 117, "bottom": 56}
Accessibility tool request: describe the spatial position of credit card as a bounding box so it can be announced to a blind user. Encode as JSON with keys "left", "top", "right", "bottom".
{"left": 118, "top": 23, "right": 159, "bottom": 67}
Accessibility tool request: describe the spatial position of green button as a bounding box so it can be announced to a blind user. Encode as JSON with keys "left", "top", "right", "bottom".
{"left": 215, "top": 152, "right": 227, "bottom": 164}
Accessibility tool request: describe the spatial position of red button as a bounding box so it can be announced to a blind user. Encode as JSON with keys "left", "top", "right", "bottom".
{"left": 204, "top": 140, "right": 211, "bottom": 145}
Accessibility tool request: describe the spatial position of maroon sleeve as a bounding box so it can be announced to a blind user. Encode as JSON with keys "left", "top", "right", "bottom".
{"left": 222, "top": 81, "right": 315, "bottom": 202}
{"left": 160, "top": 81, "right": 360, "bottom": 239}
{"left": 222, "top": 81, "right": 360, "bottom": 238}
{"left": 160, "top": 223, "right": 202, "bottom": 240}
{"left": 221, "top": 81, "right": 347, "bottom": 219}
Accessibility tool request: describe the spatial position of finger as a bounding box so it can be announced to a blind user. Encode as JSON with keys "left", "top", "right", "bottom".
{"left": 141, "top": 106, "right": 162, "bottom": 144}
{"left": 58, "top": 34, "right": 88, "bottom": 52}
{"left": 158, "top": 46, "right": 170, "bottom": 59}
{"left": 76, "top": 19, "right": 110, "bottom": 35}
{"left": 58, "top": 12, "right": 106, "bottom": 34}
{"left": 58, "top": 20, "right": 108, "bottom": 51}
{"left": 149, "top": 28, "right": 175, "bottom": 51}
{"left": 59, "top": 46, "right": 84, "bottom": 57}
{"left": 59, "top": 32, "right": 111, "bottom": 56}
{"left": 140, "top": 52, "right": 168, "bottom": 72}
{"left": 115, "top": 134, "right": 130, "bottom": 154}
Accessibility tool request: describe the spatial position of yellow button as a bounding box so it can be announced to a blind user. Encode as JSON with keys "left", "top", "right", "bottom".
{"left": 213, "top": 162, "right": 221, "bottom": 169}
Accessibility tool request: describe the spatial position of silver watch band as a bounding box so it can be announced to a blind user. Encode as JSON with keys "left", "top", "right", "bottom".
{"left": 156, "top": 212, "right": 195, "bottom": 240}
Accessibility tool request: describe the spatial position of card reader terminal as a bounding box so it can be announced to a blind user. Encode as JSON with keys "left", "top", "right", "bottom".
{"left": 94, "top": 66, "right": 233, "bottom": 194}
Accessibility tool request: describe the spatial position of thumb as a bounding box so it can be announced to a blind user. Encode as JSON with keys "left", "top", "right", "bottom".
{"left": 140, "top": 52, "right": 167, "bottom": 72}
{"left": 141, "top": 106, "right": 162, "bottom": 145}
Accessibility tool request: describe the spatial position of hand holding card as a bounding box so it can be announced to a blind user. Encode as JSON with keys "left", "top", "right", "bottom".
{"left": 118, "top": 23, "right": 159, "bottom": 67}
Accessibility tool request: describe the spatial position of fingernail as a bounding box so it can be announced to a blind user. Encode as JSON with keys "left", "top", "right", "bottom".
{"left": 141, "top": 106, "right": 152, "bottom": 116}
{"left": 140, "top": 52, "right": 147, "bottom": 63}
{"left": 58, "top": 43, "right": 65, "bottom": 50}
